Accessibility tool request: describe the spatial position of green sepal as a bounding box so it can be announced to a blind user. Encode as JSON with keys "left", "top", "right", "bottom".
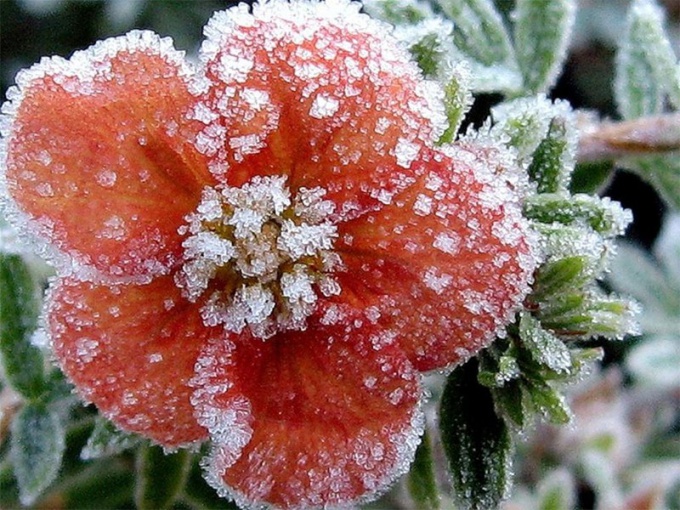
{"left": 531, "top": 256, "right": 590, "bottom": 301}
{"left": 524, "top": 379, "right": 572, "bottom": 425}
{"left": 491, "top": 380, "right": 526, "bottom": 429}
{"left": 440, "top": 359, "right": 513, "bottom": 510}
{"left": 524, "top": 193, "right": 630, "bottom": 237}
{"left": 81, "top": 416, "right": 141, "bottom": 460}
{"left": 435, "top": 0, "right": 515, "bottom": 67}
{"left": 135, "top": 444, "right": 191, "bottom": 510}
{"left": 407, "top": 429, "right": 440, "bottom": 510}
{"left": 527, "top": 118, "right": 571, "bottom": 193}
{"left": 519, "top": 313, "right": 572, "bottom": 374}
{"left": 514, "top": 0, "right": 576, "bottom": 94}
{"left": 539, "top": 293, "right": 639, "bottom": 340}
{"left": 0, "top": 253, "right": 46, "bottom": 400}
{"left": 10, "top": 402, "right": 66, "bottom": 505}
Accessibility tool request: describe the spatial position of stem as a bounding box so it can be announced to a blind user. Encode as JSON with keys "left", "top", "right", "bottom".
{"left": 577, "top": 112, "right": 680, "bottom": 163}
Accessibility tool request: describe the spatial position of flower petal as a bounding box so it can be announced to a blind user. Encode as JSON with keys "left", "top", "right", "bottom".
{"left": 2, "top": 31, "right": 212, "bottom": 281}
{"left": 191, "top": 309, "right": 423, "bottom": 509}
{"left": 48, "top": 275, "right": 214, "bottom": 447}
{"left": 194, "top": 0, "right": 446, "bottom": 216}
{"left": 335, "top": 144, "right": 538, "bottom": 372}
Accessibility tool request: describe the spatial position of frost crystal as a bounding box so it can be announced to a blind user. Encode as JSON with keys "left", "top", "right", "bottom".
{"left": 176, "top": 176, "right": 341, "bottom": 338}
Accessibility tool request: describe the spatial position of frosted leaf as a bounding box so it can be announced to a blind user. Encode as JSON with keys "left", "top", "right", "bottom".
{"left": 626, "top": 334, "right": 680, "bottom": 389}
{"left": 514, "top": 0, "right": 577, "bottom": 93}
{"left": 615, "top": 0, "right": 680, "bottom": 119}
{"left": 489, "top": 95, "right": 576, "bottom": 167}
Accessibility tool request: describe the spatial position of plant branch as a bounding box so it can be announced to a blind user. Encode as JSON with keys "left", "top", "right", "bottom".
{"left": 577, "top": 112, "right": 680, "bottom": 163}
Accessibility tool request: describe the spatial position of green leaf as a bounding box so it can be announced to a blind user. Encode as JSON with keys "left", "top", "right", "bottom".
{"left": 532, "top": 256, "right": 590, "bottom": 300}
{"left": 570, "top": 161, "right": 614, "bottom": 195}
{"left": 614, "top": 0, "right": 680, "bottom": 119}
{"left": 492, "top": 380, "right": 526, "bottom": 429}
{"left": 527, "top": 118, "right": 574, "bottom": 193}
{"left": 407, "top": 429, "right": 440, "bottom": 510}
{"left": 626, "top": 335, "right": 680, "bottom": 389}
{"left": 519, "top": 313, "right": 572, "bottom": 374}
{"left": 81, "top": 416, "right": 141, "bottom": 460}
{"left": 514, "top": 0, "right": 576, "bottom": 93}
{"left": 135, "top": 444, "right": 191, "bottom": 510}
{"left": 440, "top": 359, "right": 513, "bottom": 510}
{"left": 491, "top": 96, "right": 573, "bottom": 164}
{"left": 362, "top": 0, "right": 432, "bottom": 25}
{"left": 435, "top": 0, "right": 515, "bottom": 66}
{"left": 0, "top": 254, "right": 46, "bottom": 400}
{"left": 524, "top": 379, "right": 572, "bottom": 425}
{"left": 10, "top": 402, "right": 66, "bottom": 505}
{"left": 524, "top": 193, "right": 631, "bottom": 237}
{"left": 438, "top": 62, "right": 473, "bottom": 144}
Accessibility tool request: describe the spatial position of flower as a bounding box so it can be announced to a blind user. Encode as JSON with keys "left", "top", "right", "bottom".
{"left": 0, "top": 0, "right": 537, "bottom": 508}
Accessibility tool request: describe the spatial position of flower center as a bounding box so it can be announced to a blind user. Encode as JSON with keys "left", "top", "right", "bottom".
{"left": 176, "top": 176, "right": 342, "bottom": 338}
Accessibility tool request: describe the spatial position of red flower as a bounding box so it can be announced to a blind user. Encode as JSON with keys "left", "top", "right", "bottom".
{"left": 1, "top": 0, "right": 536, "bottom": 508}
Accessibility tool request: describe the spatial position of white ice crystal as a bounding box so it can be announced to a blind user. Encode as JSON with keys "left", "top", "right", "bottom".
{"left": 176, "top": 176, "right": 341, "bottom": 338}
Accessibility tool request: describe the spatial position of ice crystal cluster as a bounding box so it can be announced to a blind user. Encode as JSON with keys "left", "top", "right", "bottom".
{"left": 2, "top": 0, "right": 670, "bottom": 508}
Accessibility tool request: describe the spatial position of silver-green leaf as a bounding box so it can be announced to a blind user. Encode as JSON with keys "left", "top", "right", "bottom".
{"left": 10, "top": 402, "right": 66, "bottom": 505}
{"left": 514, "top": 0, "right": 577, "bottom": 94}
{"left": 440, "top": 360, "right": 513, "bottom": 510}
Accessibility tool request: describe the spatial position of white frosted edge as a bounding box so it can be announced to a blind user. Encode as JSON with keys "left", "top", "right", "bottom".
{"left": 199, "top": 373, "right": 425, "bottom": 510}
{"left": 0, "top": 30, "right": 192, "bottom": 284}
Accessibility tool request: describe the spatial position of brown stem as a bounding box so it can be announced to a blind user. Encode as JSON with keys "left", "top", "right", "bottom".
{"left": 577, "top": 112, "right": 680, "bottom": 163}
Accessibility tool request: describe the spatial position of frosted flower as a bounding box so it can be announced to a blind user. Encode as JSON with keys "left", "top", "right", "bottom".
{"left": 0, "top": 0, "right": 537, "bottom": 508}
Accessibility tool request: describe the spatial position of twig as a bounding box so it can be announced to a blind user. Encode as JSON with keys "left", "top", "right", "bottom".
{"left": 577, "top": 112, "right": 680, "bottom": 163}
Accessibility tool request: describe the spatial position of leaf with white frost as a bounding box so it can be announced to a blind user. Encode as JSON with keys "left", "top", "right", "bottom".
{"left": 440, "top": 360, "right": 513, "bottom": 510}
{"left": 514, "top": 0, "right": 577, "bottom": 94}
{"left": 519, "top": 313, "right": 572, "bottom": 374}
{"left": 0, "top": 253, "right": 46, "bottom": 400}
{"left": 435, "top": 0, "right": 515, "bottom": 68}
{"left": 10, "top": 403, "right": 66, "bottom": 505}
{"left": 614, "top": 0, "right": 680, "bottom": 119}
{"left": 527, "top": 117, "right": 574, "bottom": 193}
{"left": 491, "top": 96, "right": 575, "bottom": 165}
{"left": 626, "top": 335, "right": 680, "bottom": 389}
{"left": 81, "top": 416, "right": 142, "bottom": 460}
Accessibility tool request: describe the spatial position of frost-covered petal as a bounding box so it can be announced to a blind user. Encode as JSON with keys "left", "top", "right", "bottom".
{"left": 191, "top": 309, "right": 423, "bottom": 510}
{"left": 48, "top": 275, "right": 214, "bottom": 447}
{"left": 2, "top": 31, "right": 212, "bottom": 281}
{"left": 194, "top": 0, "right": 447, "bottom": 215}
{"left": 336, "top": 145, "right": 538, "bottom": 372}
